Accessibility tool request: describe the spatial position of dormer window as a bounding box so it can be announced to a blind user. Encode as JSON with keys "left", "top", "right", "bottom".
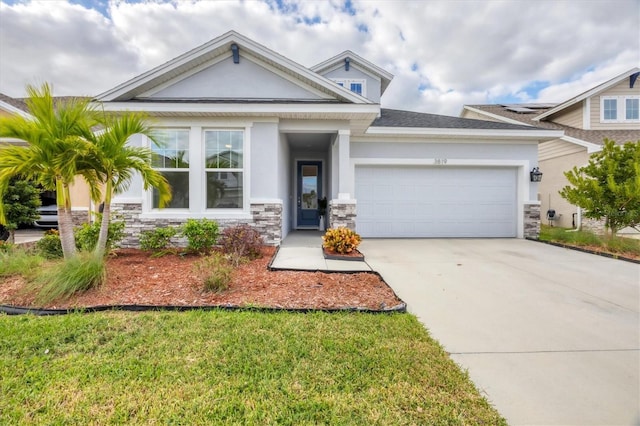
{"left": 331, "top": 78, "right": 366, "bottom": 97}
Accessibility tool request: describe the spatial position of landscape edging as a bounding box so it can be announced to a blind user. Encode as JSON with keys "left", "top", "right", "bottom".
{"left": 0, "top": 303, "right": 406, "bottom": 316}
{"left": 527, "top": 237, "right": 640, "bottom": 264}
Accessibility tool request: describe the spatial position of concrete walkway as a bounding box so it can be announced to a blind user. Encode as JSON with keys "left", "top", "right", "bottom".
{"left": 360, "top": 238, "right": 640, "bottom": 426}
{"left": 271, "top": 230, "right": 371, "bottom": 272}
{"left": 13, "top": 228, "right": 45, "bottom": 244}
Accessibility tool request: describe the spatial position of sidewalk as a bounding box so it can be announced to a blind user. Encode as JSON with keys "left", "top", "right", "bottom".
{"left": 270, "top": 230, "right": 371, "bottom": 272}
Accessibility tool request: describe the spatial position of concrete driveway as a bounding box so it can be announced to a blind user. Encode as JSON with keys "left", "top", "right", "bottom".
{"left": 360, "top": 239, "right": 640, "bottom": 426}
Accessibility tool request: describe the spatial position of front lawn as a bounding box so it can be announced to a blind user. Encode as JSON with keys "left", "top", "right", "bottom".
{"left": 0, "top": 311, "right": 505, "bottom": 424}
{"left": 539, "top": 225, "right": 640, "bottom": 259}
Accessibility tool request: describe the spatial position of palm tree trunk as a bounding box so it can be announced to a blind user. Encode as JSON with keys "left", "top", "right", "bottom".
{"left": 58, "top": 206, "right": 76, "bottom": 258}
{"left": 95, "top": 202, "right": 111, "bottom": 257}
{"left": 95, "top": 182, "right": 112, "bottom": 258}
{"left": 57, "top": 181, "right": 77, "bottom": 259}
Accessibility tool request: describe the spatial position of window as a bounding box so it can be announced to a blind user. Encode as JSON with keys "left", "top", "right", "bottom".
{"left": 204, "top": 130, "right": 244, "bottom": 209}
{"left": 603, "top": 98, "right": 617, "bottom": 120}
{"left": 625, "top": 98, "right": 639, "bottom": 120}
{"left": 601, "top": 96, "right": 640, "bottom": 122}
{"left": 150, "top": 129, "right": 190, "bottom": 209}
{"left": 330, "top": 78, "right": 366, "bottom": 97}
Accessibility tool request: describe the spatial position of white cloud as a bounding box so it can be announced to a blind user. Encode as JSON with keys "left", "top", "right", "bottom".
{"left": 0, "top": 0, "right": 638, "bottom": 116}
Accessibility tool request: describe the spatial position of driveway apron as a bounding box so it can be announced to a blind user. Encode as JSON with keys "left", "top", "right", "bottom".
{"left": 360, "top": 239, "right": 640, "bottom": 426}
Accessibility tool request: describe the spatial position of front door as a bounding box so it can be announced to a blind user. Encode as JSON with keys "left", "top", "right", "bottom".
{"left": 297, "top": 161, "right": 322, "bottom": 227}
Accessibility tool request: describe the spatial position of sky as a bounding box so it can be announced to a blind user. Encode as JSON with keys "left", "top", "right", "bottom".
{"left": 0, "top": 0, "right": 638, "bottom": 116}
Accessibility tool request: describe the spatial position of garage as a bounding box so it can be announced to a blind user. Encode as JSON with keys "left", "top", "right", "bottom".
{"left": 355, "top": 165, "right": 518, "bottom": 238}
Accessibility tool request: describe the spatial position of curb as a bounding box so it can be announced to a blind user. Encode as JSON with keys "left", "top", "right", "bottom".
{"left": 527, "top": 238, "right": 640, "bottom": 264}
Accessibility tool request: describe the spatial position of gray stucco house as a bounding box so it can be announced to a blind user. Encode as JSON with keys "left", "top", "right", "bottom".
{"left": 97, "top": 31, "right": 561, "bottom": 246}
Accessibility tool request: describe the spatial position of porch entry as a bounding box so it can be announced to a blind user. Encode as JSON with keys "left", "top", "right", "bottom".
{"left": 297, "top": 161, "right": 322, "bottom": 227}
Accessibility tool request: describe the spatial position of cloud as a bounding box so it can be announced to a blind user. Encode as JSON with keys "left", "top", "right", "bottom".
{"left": 0, "top": 0, "right": 638, "bottom": 116}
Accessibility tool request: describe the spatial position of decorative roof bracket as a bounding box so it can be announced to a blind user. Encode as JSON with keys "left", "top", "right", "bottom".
{"left": 231, "top": 43, "right": 240, "bottom": 64}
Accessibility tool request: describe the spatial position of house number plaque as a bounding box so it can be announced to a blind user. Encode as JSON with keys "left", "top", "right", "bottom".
{"left": 434, "top": 158, "right": 448, "bottom": 165}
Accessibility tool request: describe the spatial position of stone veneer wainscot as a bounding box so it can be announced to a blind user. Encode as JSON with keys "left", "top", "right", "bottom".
{"left": 111, "top": 202, "right": 282, "bottom": 248}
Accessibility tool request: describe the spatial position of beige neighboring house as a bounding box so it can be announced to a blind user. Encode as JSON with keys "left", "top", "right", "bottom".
{"left": 461, "top": 68, "right": 640, "bottom": 235}
{"left": 0, "top": 93, "right": 92, "bottom": 225}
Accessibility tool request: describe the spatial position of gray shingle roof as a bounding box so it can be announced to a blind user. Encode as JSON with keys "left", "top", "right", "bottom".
{"left": 0, "top": 93, "right": 28, "bottom": 112}
{"left": 468, "top": 104, "right": 640, "bottom": 145}
{"left": 372, "top": 108, "right": 545, "bottom": 130}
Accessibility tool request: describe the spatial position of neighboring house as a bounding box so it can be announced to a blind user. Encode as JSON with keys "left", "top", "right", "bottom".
{"left": 94, "top": 30, "right": 560, "bottom": 246}
{"left": 461, "top": 68, "right": 640, "bottom": 233}
{"left": 0, "top": 93, "right": 92, "bottom": 226}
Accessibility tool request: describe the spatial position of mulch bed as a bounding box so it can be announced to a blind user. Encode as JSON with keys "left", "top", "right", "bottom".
{"left": 0, "top": 247, "right": 405, "bottom": 312}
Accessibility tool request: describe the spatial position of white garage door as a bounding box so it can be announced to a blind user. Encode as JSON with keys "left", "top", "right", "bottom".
{"left": 355, "top": 166, "right": 518, "bottom": 238}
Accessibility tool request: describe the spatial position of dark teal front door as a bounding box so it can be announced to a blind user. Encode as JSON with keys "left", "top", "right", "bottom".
{"left": 297, "top": 161, "right": 322, "bottom": 227}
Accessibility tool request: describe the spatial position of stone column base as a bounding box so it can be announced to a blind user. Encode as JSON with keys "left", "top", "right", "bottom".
{"left": 329, "top": 199, "right": 356, "bottom": 230}
{"left": 524, "top": 203, "right": 541, "bottom": 239}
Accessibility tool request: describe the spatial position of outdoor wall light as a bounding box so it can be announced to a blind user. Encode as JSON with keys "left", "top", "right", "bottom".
{"left": 530, "top": 167, "right": 543, "bottom": 182}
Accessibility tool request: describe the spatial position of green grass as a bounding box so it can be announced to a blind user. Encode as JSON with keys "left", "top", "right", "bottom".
{"left": 540, "top": 225, "right": 640, "bottom": 257}
{"left": 0, "top": 311, "right": 505, "bottom": 425}
{"left": 0, "top": 246, "right": 44, "bottom": 279}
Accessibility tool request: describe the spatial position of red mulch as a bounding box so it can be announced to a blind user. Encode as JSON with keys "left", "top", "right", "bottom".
{"left": 0, "top": 247, "right": 403, "bottom": 311}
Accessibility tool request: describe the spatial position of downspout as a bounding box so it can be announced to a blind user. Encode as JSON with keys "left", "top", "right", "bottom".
{"left": 568, "top": 207, "right": 582, "bottom": 232}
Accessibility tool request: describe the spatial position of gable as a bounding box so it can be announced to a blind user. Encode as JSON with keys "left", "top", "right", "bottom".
{"left": 97, "top": 30, "right": 372, "bottom": 104}
{"left": 547, "top": 101, "right": 583, "bottom": 128}
{"left": 320, "top": 64, "right": 382, "bottom": 103}
{"left": 145, "top": 54, "right": 327, "bottom": 101}
{"left": 534, "top": 67, "right": 640, "bottom": 122}
{"left": 598, "top": 78, "right": 639, "bottom": 98}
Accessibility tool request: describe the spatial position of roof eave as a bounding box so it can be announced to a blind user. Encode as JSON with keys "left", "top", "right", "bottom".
{"left": 366, "top": 126, "right": 563, "bottom": 141}
{"left": 461, "top": 105, "right": 534, "bottom": 126}
{"left": 0, "top": 100, "right": 32, "bottom": 118}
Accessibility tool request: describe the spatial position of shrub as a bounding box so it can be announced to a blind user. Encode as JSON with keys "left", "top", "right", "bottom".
{"left": 219, "top": 224, "right": 263, "bottom": 266}
{"left": 36, "top": 229, "right": 63, "bottom": 259}
{"left": 322, "top": 227, "right": 362, "bottom": 254}
{"left": 139, "top": 227, "right": 178, "bottom": 254}
{"left": 31, "top": 252, "right": 106, "bottom": 304}
{"left": 193, "top": 252, "right": 233, "bottom": 292}
{"left": 182, "top": 219, "right": 219, "bottom": 253}
{"left": 75, "top": 215, "right": 125, "bottom": 253}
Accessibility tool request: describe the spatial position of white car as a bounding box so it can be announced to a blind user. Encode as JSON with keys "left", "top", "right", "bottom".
{"left": 34, "top": 204, "right": 58, "bottom": 228}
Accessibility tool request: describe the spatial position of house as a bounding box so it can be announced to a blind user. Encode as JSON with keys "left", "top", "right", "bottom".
{"left": 0, "top": 93, "right": 92, "bottom": 226}
{"left": 461, "top": 68, "right": 640, "bottom": 233}
{"left": 95, "top": 30, "right": 561, "bottom": 246}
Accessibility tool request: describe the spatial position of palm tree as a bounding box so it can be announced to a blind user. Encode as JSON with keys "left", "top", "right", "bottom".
{"left": 0, "top": 83, "right": 99, "bottom": 258}
{"left": 90, "top": 113, "right": 171, "bottom": 257}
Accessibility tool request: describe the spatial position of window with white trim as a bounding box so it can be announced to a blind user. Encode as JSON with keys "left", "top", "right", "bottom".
{"left": 625, "top": 98, "right": 639, "bottom": 120}
{"left": 204, "top": 130, "right": 244, "bottom": 209}
{"left": 601, "top": 96, "right": 640, "bottom": 122}
{"left": 150, "top": 129, "right": 190, "bottom": 209}
{"left": 331, "top": 78, "right": 366, "bottom": 97}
